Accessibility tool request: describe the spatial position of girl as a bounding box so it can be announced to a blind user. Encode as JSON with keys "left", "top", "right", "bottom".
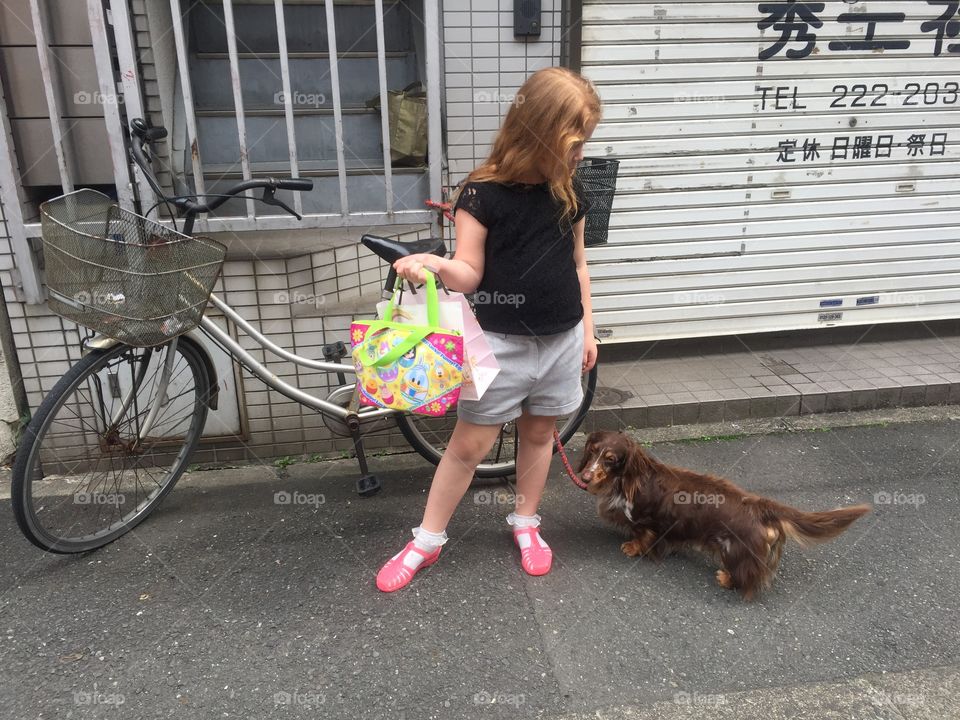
{"left": 376, "top": 66, "right": 601, "bottom": 592}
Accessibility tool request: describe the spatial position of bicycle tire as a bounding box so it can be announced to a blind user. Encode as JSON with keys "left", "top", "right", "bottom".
{"left": 12, "top": 339, "right": 211, "bottom": 553}
{"left": 396, "top": 363, "right": 598, "bottom": 478}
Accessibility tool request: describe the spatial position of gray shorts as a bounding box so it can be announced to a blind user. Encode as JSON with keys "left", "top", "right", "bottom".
{"left": 457, "top": 318, "right": 585, "bottom": 425}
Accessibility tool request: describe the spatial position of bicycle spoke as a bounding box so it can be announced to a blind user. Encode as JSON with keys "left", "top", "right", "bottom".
{"left": 139, "top": 386, "right": 197, "bottom": 433}
{"left": 56, "top": 394, "right": 108, "bottom": 437}
{"left": 115, "top": 386, "right": 195, "bottom": 440}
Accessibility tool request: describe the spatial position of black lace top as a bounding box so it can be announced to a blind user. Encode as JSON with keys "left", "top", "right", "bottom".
{"left": 452, "top": 178, "right": 590, "bottom": 335}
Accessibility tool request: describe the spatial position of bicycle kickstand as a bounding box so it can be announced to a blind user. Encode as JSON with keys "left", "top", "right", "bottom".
{"left": 345, "top": 414, "right": 381, "bottom": 497}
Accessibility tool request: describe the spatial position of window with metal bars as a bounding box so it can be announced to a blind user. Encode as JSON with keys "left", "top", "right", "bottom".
{"left": 174, "top": 0, "right": 432, "bottom": 219}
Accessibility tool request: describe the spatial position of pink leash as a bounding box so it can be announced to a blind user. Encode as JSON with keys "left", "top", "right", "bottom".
{"left": 553, "top": 428, "right": 589, "bottom": 490}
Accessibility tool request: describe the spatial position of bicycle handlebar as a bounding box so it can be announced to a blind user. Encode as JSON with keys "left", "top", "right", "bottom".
{"left": 128, "top": 117, "right": 314, "bottom": 223}
{"left": 275, "top": 178, "right": 314, "bottom": 192}
{"left": 176, "top": 177, "right": 314, "bottom": 216}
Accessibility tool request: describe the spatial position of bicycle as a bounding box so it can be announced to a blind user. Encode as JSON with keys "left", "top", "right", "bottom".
{"left": 11, "top": 118, "right": 598, "bottom": 554}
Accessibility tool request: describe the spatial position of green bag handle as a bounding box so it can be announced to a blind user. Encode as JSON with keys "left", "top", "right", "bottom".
{"left": 356, "top": 270, "right": 441, "bottom": 368}
{"left": 357, "top": 324, "right": 431, "bottom": 368}
{"left": 386, "top": 268, "right": 439, "bottom": 326}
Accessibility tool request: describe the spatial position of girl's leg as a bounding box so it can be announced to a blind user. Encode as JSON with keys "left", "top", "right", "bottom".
{"left": 377, "top": 418, "right": 504, "bottom": 592}
{"left": 513, "top": 411, "right": 557, "bottom": 514}
{"left": 509, "top": 411, "right": 557, "bottom": 576}
{"left": 420, "top": 418, "right": 506, "bottom": 532}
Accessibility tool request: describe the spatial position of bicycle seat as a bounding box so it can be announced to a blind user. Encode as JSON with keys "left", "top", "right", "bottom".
{"left": 361, "top": 234, "right": 446, "bottom": 264}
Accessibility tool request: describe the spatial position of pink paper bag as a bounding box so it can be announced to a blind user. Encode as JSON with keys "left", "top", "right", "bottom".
{"left": 378, "top": 289, "right": 500, "bottom": 401}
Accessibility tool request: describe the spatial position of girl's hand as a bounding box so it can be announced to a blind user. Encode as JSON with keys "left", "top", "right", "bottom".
{"left": 582, "top": 334, "right": 598, "bottom": 374}
{"left": 393, "top": 253, "right": 442, "bottom": 284}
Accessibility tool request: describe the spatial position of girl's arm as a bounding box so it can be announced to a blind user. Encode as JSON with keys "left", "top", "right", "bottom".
{"left": 573, "top": 217, "right": 599, "bottom": 372}
{"left": 573, "top": 217, "right": 594, "bottom": 337}
{"left": 393, "top": 209, "right": 486, "bottom": 293}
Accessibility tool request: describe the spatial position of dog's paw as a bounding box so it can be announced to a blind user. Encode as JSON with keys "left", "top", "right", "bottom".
{"left": 715, "top": 569, "right": 734, "bottom": 590}
{"left": 621, "top": 539, "right": 647, "bottom": 557}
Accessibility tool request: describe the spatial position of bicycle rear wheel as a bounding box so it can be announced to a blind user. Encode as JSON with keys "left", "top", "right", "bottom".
{"left": 396, "top": 364, "right": 597, "bottom": 478}
{"left": 12, "top": 338, "right": 210, "bottom": 553}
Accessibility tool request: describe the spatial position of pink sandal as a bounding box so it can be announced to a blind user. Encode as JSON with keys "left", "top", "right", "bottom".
{"left": 376, "top": 541, "right": 441, "bottom": 592}
{"left": 513, "top": 527, "right": 553, "bottom": 576}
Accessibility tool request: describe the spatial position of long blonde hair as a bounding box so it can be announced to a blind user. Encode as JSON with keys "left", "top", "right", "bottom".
{"left": 454, "top": 67, "right": 602, "bottom": 222}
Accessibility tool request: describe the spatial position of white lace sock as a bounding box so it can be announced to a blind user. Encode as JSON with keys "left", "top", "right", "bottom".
{"left": 403, "top": 526, "right": 447, "bottom": 571}
{"left": 506, "top": 512, "right": 541, "bottom": 529}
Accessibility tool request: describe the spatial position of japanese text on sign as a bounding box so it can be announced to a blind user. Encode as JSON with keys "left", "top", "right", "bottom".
{"left": 758, "top": 1, "right": 960, "bottom": 59}
{"left": 775, "top": 133, "right": 949, "bottom": 162}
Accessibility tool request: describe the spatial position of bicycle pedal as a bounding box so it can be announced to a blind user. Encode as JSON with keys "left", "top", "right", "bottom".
{"left": 356, "top": 474, "right": 381, "bottom": 497}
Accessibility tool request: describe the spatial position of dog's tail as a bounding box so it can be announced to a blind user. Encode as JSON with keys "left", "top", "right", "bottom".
{"left": 765, "top": 502, "right": 871, "bottom": 547}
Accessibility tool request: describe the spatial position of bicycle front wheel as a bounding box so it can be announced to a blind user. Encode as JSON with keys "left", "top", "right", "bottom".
{"left": 12, "top": 338, "right": 211, "bottom": 553}
{"left": 396, "top": 363, "right": 597, "bottom": 478}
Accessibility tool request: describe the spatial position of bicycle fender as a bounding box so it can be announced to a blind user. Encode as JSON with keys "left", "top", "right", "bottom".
{"left": 81, "top": 333, "right": 121, "bottom": 355}
{"left": 179, "top": 333, "right": 219, "bottom": 411}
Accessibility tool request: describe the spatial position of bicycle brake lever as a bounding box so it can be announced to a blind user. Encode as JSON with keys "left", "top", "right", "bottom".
{"left": 261, "top": 185, "right": 302, "bottom": 220}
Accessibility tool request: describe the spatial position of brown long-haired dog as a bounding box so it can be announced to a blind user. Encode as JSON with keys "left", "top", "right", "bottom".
{"left": 578, "top": 431, "right": 871, "bottom": 599}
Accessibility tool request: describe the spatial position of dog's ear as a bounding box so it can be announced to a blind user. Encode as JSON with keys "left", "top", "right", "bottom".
{"left": 624, "top": 443, "right": 651, "bottom": 478}
{"left": 623, "top": 443, "right": 653, "bottom": 501}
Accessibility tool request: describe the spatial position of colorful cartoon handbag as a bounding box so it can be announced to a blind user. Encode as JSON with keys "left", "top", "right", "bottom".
{"left": 350, "top": 271, "right": 463, "bottom": 416}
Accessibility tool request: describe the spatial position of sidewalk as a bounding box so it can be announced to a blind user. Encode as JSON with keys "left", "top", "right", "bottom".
{"left": 588, "top": 319, "right": 960, "bottom": 430}
{"left": 2, "top": 410, "right": 958, "bottom": 718}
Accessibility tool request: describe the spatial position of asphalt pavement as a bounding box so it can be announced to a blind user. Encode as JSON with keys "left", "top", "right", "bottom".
{"left": 1, "top": 408, "right": 958, "bottom": 719}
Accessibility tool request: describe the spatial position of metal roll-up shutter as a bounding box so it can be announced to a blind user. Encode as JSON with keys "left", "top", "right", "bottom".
{"left": 579, "top": 1, "right": 960, "bottom": 343}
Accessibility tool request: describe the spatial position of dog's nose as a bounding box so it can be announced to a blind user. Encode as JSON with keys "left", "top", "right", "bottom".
{"left": 581, "top": 469, "right": 593, "bottom": 482}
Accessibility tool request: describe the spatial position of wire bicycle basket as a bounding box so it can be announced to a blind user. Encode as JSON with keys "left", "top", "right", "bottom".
{"left": 40, "top": 189, "right": 227, "bottom": 348}
{"left": 575, "top": 157, "right": 620, "bottom": 247}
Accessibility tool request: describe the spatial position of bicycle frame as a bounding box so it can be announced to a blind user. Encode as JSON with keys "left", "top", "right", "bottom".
{"left": 83, "top": 293, "right": 401, "bottom": 440}
{"left": 199, "top": 292, "right": 398, "bottom": 427}
{"left": 134, "top": 342, "right": 175, "bottom": 444}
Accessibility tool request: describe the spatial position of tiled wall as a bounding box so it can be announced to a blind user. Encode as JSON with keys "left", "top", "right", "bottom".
{"left": 442, "top": 0, "right": 563, "bottom": 183}
{"left": 0, "top": 1, "right": 564, "bottom": 463}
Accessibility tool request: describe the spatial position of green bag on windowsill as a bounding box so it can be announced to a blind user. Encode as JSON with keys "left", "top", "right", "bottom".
{"left": 366, "top": 81, "right": 428, "bottom": 167}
